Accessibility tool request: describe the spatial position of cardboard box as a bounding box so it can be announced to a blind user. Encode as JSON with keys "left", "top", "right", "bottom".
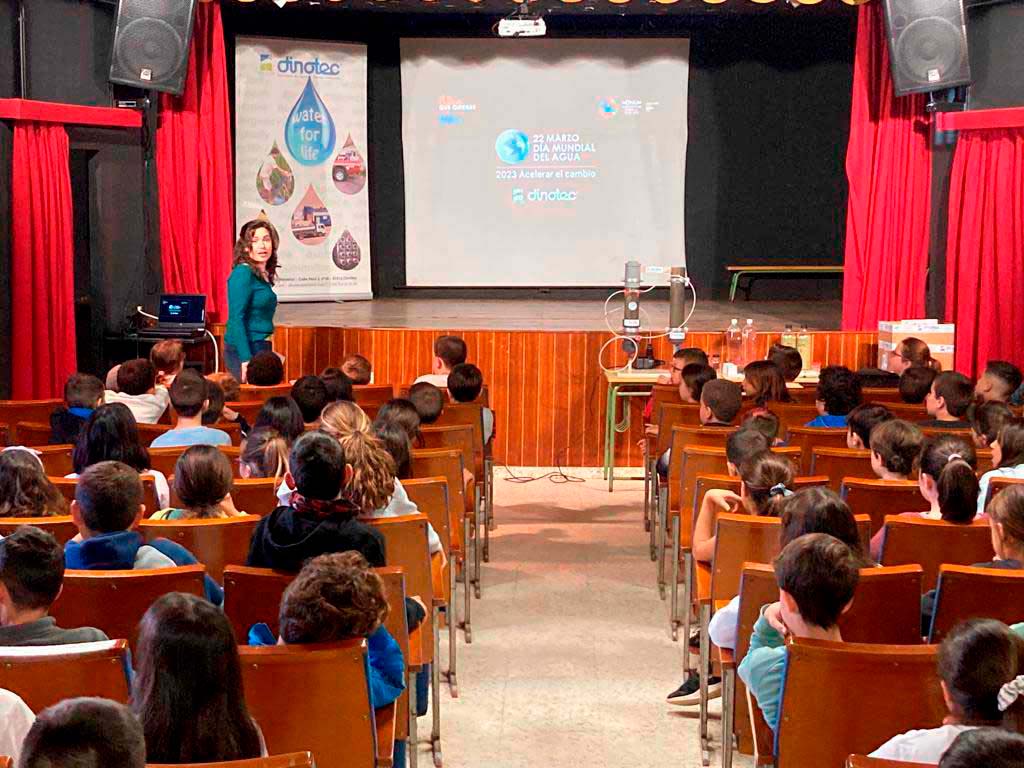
{"left": 878, "top": 319, "right": 955, "bottom": 372}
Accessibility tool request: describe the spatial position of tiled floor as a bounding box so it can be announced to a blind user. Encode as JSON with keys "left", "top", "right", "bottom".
{"left": 424, "top": 476, "right": 754, "bottom": 768}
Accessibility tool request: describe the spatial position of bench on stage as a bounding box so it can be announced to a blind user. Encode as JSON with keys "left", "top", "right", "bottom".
{"left": 727, "top": 264, "right": 844, "bottom": 301}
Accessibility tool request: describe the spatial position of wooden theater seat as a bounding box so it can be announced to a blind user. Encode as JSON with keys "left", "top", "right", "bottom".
{"left": 985, "top": 475, "right": 1024, "bottom": 509}
{"left": 352, "top": 383, "right": 396, "bottom": 407}
{"left": 51, "top": 475, "right": 159, "bottom": 518}
{"left": 859, "top": 388, "right": 904, "bottom": 404}
{"left": 885, "top": 402, "right": 929, "bottom": 420}
{"left": 138, "top": 515, "right": 261, "bottom": 582}
{"left": 0, "top": 515, "right": 77, "bottom": 544}
{"left": 0, "top": 399, "right": 62, "bottom": 443}
{"left": 149, "top": 446, "right": 241, "bottom": 478}
{"left": 840, "top": 478, "right": 929, "bottom": 534}
{"left": 878, "top": 516, "right": 994, "bottom": 589}
{"left": 768, "top": 404, "right": 821, "bottom": 436}
{"left": 224, "top": 400, "right": 264, "bottom": 425}
{"left": 12, "top": 422, "right": 53, "bottom": 446}
{"left": 50, "top": 566, "right": 206, "bottom": 650}
{"left": 237, "top": 384, "right": 293, "bottom": 402}
{"left": 785, "top": 427, "right": 849, "bottom": 474}
{"left": 230, "top": 477, "right": 282, "bottom": 517}
{"left": 223, "top": 566, "right": 294, "bottom": 641}
{"left": 419, "top": 425, "right": 477, "bottom": 486}
{"left": 148, "top": 753, "right": 316, "bottom": 768}
{"left": 0, "top": 640, "right": 131, "bottom": 713}
{"left": 929, "top": 564, "right": 1024, "bottom": 643}
{"left": 34, "top": 444, "right": 75, "bottom": 476}
{"left": 239, "top": 641, "right": 376, "bottom": 768}
{"left": 774, "top": 639, "right": 945, "bottom": 768}
{"left": 811, "top": 447, "right": 874, "bottom": 491}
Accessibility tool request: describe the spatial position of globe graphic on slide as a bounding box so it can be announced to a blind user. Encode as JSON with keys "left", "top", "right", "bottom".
{"left": 495, "top": 130, "right": 530, "bottom": 164}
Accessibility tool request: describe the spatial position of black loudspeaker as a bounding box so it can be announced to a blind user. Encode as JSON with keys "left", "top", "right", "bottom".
{"left": 882, "top": 0, "right": 972, "bottom": 96}
{"left": 108, "top": 0, "right": 197, "bottom": 96}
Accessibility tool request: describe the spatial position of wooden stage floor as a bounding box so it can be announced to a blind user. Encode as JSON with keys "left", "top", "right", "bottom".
{"left": 277, "top": 297, "right": 842, "bottom": 333}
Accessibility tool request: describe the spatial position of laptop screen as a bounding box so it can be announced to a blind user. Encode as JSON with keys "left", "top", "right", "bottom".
{"left": 158, "top": 294, "right": 206, "bottom": 327}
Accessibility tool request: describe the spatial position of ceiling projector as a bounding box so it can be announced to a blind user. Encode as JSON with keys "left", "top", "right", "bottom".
{"left": 498, "top": 17, "right": 547, "bottom": 37}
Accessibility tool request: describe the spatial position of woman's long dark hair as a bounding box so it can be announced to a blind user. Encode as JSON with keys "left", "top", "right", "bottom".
{"left": 132, "top": 592, "right": 262, "bottom": 764}
{"left": 253, "top": 396, "right": 305, "bottom": 444}
{"left": 233, "top": 219, "right": 279, "bottom": 285}
{"left": 743, "top": 361, "right": 793, "bottom": 407}
{"left": 72, "top": 403, "right": 150, "bottom": 474}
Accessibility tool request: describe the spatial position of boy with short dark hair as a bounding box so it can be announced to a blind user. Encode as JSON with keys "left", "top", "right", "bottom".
{"left": 976, "top": 361, "right": 1023, "bottom": 404}
{"left": 342, "top": 354, "right": 373, "bottom": 385}
{"left": 105, "top": 358, "right": 170, "bottom": 424}
{"left": 149, "top": 339, "right": 186, "bottom": 387}
{"left": 50, "top": 373, "right": 105, "bottom": 445}
{"left": 899, "top": 366, "right": 938, "bottom": 405}
{"left": 869, "top": 419, "right": 924, "bottom": 481}
{"left": 0, "top": 526, "right": 107, "bottom": 645}
{"left": 769, "top": 344, "right": 804, "bottom": 384}
{"left": 738, "top": 533, "right": 860, "bottom": 734}
{"left": 806, "top": 365, "right": 862, "bottom": 428}
{"left": 409, "top": 382, "right": 444, "bottom": 425}
{"left": 846, "top": 403, "right": 895, "bottom": 450}
{"left": 245, "top": 350, "right": 285, "bottom": 387}
{"left": 414, "top": 335, "right": 467, "bottom": 388}
{"left": 921, "top": 371, "right": 974, "bottom": 429}
{"left": 19, "top": 697, "right": 146, "bottom": 768}
{"left": 320, "top": 367, "right": 355, "bottom": 403}
{"left": 448, "top": 363, "right": 495, "bottom": 442}
{"left": 700, "top": 379, "right": 743, "bottom": 426}
{"left": 291, "top": 375, "right": 330, "bottom": 427}
{"left": 150, "top": 369, "right": 231, "bottom": 448}
{"left": 64, "top": 461, "right": 222, "bottom": 603}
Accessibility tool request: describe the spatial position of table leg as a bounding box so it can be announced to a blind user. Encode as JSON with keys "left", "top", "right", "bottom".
{"left": 605, "top": 384, "right": 618, "bottom": 492}
{"left": 729, "top": 273, "right": 740, "bottom": 302}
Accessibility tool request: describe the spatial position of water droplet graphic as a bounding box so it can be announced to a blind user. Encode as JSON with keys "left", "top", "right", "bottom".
{"left": 255, "top": 142, "right": 295, "bottom": 205}
{"left": 290, "top": 185, "right": 332, "bottom": 246}
{"left": 332, "top": 134, "right": 367, "bottom": 195}
{"left": 332, "top": 231, "right": 361, "bottom": 271}
{"left": 285, "top": 78, "right": 336, "bottom": 166}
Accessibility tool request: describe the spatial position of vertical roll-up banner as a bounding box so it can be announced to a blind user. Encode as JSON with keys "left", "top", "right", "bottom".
{"left": 235, "top": 37, "right": 372, "bottom": 301}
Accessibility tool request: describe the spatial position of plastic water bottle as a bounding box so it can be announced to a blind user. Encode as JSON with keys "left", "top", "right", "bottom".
{"left": 781, "top": 324, "right": 797, "bottom": 348}
{"left": 725, "top": 319, "right": 743, "bottom": 368}
{"left": 796, "top": 325, "right": 812, "bottom": 373}
{"left": 741, "top": 318, "right": 757, "bottom": 369}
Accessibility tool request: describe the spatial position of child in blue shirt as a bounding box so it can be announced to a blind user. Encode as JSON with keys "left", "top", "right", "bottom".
{"left": 737, "top": 533, "right": 861, "bottom": 736}
{"left": 806, "top": 365, "right": 862, "bottom": 428}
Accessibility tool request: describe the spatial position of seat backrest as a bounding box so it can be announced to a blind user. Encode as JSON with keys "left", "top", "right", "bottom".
{"left": 223, "top": 566, "right": 295, "bottom": 641}
{"left": 860, "top": 388, "right": 903, "bottom": 404}
{"left": 710, "top": 515, "right": 785, "bottom": 605}
{"left": 137, "top": 422, "right": 173, "bottom": 446}
{"left": 230, "top": 477, "right": 282, "bottom": 518}
{"left": 0, "top": 515, "right": 78, "bottom": 544}
{"left": 648, "top": 385, "right": 684, "bottom": 425}
{"left": 410, "top": 448, "right": 467, "bottom": 540}
{"left": 374, "top": 566, "right": 410, "bottom": 741}
{"left": 811, "top": 448, "right": 874, "bottom": 491}
{"left": 237, "top": 384, "right": 294, "bottom": 402}
{"left": 841, "top": 478, "right": 928, "bottom": 534}
{"left": 224, "top": 400, "right": 264, "bottom": 425}
{"left": 986, "top": 476, "right": 1024, "bottom": 509}
{"left": 0, "top": 639, "right": 131, "bottom": 713}
{"left": 672, "top": 446, "right": 728, "bottom": 521}
{"left": 436, "top": 403, "right": 488, "bottom": 454}
{"left": 419, "top": 424, "right": 477, "bottom": 478}
{"left": 50, "top": 566, "right": 206, "bottom": 651}
{"left": 919, "top": 426, "right": 974, "bottom": 440}
{"left": 655, "top": 403, "right": 702, "bottom": 454}
{"left": 352, "top": 384, "right": 396, "bottom": 407}
{"left": 401, "top": 477, "right": 452, "bottom": 557}
{"left": 364, "top": 515, "right": 433, "bottom": 655}
{"left": 785, "top": 427, "right": 849, "bottom": 474}
{"left": 929, "top": 564, "right": 1024, "bottom": 642}
{"left": 13, "top": 422, "right": 53, "bottom": 446}
{"left": 885, "top": 402, "right": 929, "bottom": 420}
{"left": 840, "top": 565, "right": 925, "bottom": 645}
{"left": 239, "top": 641, "right": 376, "bottom": 768}
{"left": 879, "top": 517, "right": 994, "bottom": 590}
{"left": 138, "top": 515, "right": 262, "bottom": 582}
{"left": 769, "top": 403, "right": 821, "bottom": 436}
{"left": 51, "top": 475, "right": 159, "bottom": 518}
{"left": 776, "top": 639, "right": 945, "bottom": 768}
{"left": 33, "top": 444, "right": 75, "bottom": 476}
{"left": 0, "top": 399, "right": 62, "bottom": 437}
{"left": 149, "top": 446, "right": 241, "bottom": 478}
{"left": 148, "top": 752, "right": 316, "bottom": 768}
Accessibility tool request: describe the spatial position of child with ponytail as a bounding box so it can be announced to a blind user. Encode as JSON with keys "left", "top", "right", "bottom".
{"left": 870, "top": 617, "right": 1024, "bottom": 762}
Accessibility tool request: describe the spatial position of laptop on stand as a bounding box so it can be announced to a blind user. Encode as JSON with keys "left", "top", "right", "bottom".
{"left": 136, "top": 294, "right": 207, "bottom": 339}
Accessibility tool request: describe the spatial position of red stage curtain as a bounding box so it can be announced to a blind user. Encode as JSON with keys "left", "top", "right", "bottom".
{"left": 841, "top": 2, "right": 932, "bottom": 331}
{"left": 10, "top": 123, "right": 77, "bottom": 399}
{"left": 945, "top": 128, "right": 1024, "bottom": 377}
{"left": 156, "top": 0, "right": 233, "bottom": 322}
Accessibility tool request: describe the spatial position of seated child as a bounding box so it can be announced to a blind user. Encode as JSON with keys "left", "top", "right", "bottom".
{"left": 202, "top": 377, "right": 250, "bottom": 437}
{"left": 246, "top": 431, "right": 386, "bottom": 571}
{"left": 0, "top": 448, "right": 68, "bottom": 517}
{"left": 373, "top": 399, "right": 422, "bottom": 444}
{"left": 50, "top": 373, "right": 104, "bottom": 445}
{"left": 19, "top": 697, "right": 146, "bottom": 768}
{"left": 320, "top": 367, "right": 354, "bottom": 403}
{"left": 978, "top": 420, "right": 1024, "bottom": 516}
{"left": 132, "top": 593, "right": 264, "bottom": 763}
{"left": 870, "top": 435, "right": 978, "bottom": 560}
{"left": 414, "top": 335, "right": 467, "bottom": 389}
{"left": 656, "top": 379, "right": 743, "bottom": 478}
{"left": 900, "top": 365, "right": 939, "bottom": 405}
{"left": 290, "top": 375, "right": 330, "bottom": 429}
{"left": 151, "top": 446, "right": 243, "bottom": 520}
{"left": 921, "top": 372, "right": 975, "bottom": 429}
{"left": 342, "top": 353, "right": 373, "bottom": 385}
{"left": 644, "top": 364, "right": 716, "bottom": 441}
{"left": 149, "top": 339, "right": 185, "bottom": 387}
{"left": 769, "top": 344, "right": 803, "bottom": 385}
{"left": 0, "top": 526, "right": 107, "bottom": 645}
{"left": 409, "top": 382, "right": 444, "bottom": 426}
{"left": 973, "top": 401, "right": 1014, "bottom": 449}
{"left": 374, "top": 422, "right": 413, "bottom": 480}
{"left": 976, "top": 361, "right": 1024, "bottom": 405}
{"left": 743, "top": 360, "right": 793, "bottom": 411}
{"left": 253, "top": 396, "right": 305, "bottom": 443}
{"left": 64, "top": 461, "right": 222, "bottom": 605}
{"left": 868, "top": 419, "right": 923, "bottom": 481}
{"left": 938, "top": 728, "right": 1024, "bottom": 768}
{"left": 238, "top": 427, "right": 290, "bottom": 480}
{"left": 742, "top": 412, "right": 782, "bottom": 446}
{"left": 104, "top": 358, "right": 170, "bottom": 424}
{"left": 448, "top": 363, "right": 495, "bottom": 442}
{"left": 0, "top": 689, "right": 33, "bottom": 765}
{"left": 870, "top": 618, "right": 1024, "bottom": 762}
{"left": 738, "top": 533, "right": 860, "bottom": 734}
{"left": 846, "top": 403, "right": 894, "bottom": 450}
{"left": 150, "top": 369, "right": 231, "bottom": 448}
{"left": 244, "top": 349, "right": 285, "bottom": 387}
{"left": 806, "top": 365, "right": 862, "bottom": 428}
{"left": 656, "top": 347, "right": 709, "bottom": 386}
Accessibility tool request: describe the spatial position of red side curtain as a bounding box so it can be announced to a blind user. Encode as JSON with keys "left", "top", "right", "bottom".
{"left": 10, "top": 123, "right": 77, "bottom": 399}
{"left": 945, "top": 128, "right": 1024, "bottom": 377}
{"left": 841, "top": 2, "right": 932, "bottom": 331}
{"left": 156, "top": 0, "right": 233, "bottom": 322}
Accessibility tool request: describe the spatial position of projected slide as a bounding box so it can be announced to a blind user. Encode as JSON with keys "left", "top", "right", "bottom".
{"left": 401, "top": 39, "right": 689, "bottom": 287}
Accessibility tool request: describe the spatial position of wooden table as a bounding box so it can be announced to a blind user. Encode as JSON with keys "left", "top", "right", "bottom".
{"left": 602, "top": 368, "right": 665, "bottom": 492}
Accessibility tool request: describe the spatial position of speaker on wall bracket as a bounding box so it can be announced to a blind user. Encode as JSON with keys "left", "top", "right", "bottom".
{"left": 108, "top": 0, "right": 198, "bottom": 96}
{"left": 882, "top": 0, "right": 972, "bottom": 96}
